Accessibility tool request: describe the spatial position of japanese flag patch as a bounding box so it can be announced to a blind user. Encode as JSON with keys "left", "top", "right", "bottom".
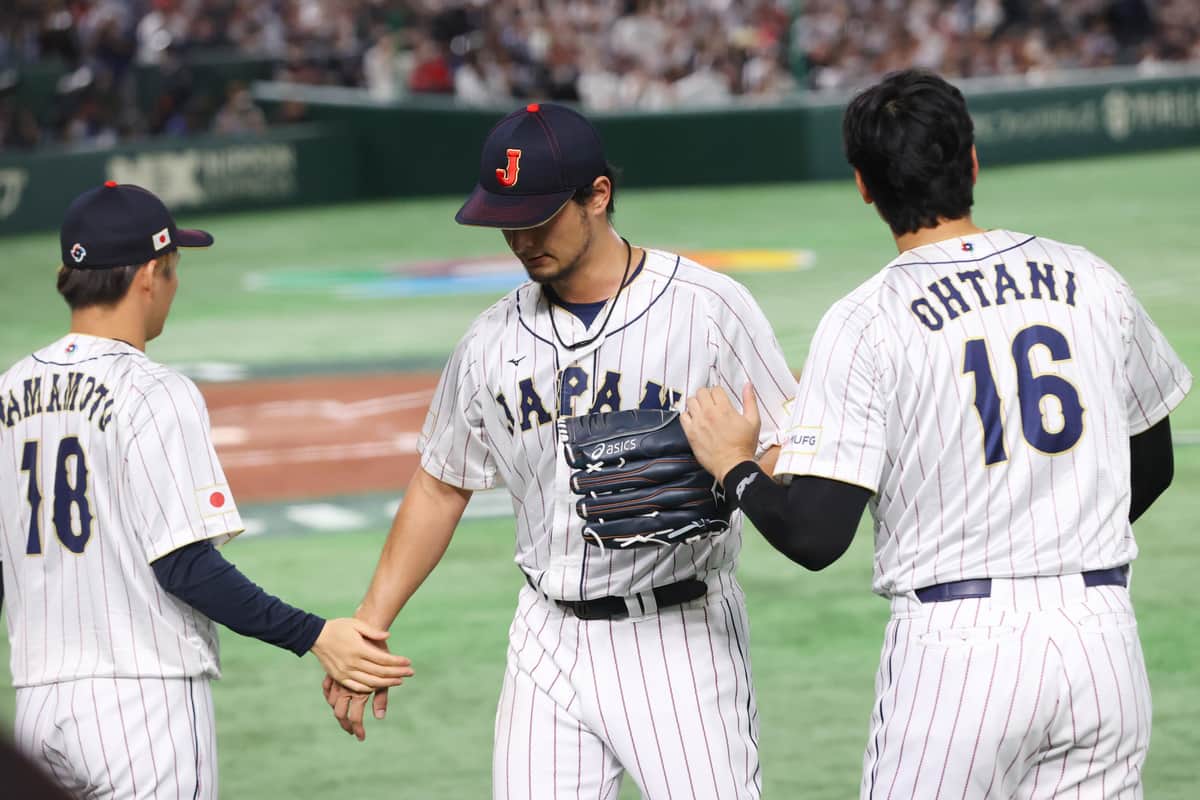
{"left": 196, "top": 484, "right": 236, "bottom": 518}
{"left": 152, "top": 227, "right": 171, "bottom": 251}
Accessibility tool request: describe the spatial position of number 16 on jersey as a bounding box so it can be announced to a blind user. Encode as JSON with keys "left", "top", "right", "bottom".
{"left": 963, "top": 324, "right": 1085, "bottom": 466}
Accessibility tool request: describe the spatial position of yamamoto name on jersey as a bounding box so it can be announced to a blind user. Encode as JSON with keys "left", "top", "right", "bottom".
{"left": 0, "top": 370, "right": 119, "bottom": 432}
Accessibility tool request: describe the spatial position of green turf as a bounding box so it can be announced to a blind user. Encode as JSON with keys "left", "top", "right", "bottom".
{"left": 2, "top": 147, "right": 1198, "bottom": 412}
{"left": 1, "top": 451, "right": 1196, "bottom": 798}
{"left": 1, "top": 148, "right": 1198, "bottom": 797}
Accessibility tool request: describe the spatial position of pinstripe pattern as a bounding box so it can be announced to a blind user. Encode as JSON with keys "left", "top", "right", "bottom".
{"left": 421, "top": 250, "right": 788, "bottom": 797}
{"left": 418, "top": 250, "right": 793, "bottom": 602}
{"left": 862, "top": 577, "right": 1150, "bottom": 799}
{"left": 14, "top": 677, "right": 218, "bottom": 799}
{"left": 495, "top": 580, "right": 761, "bottom": 800}
{"left": 776, "top": 230, "right": 1192, "bottom": 595}
{"left": 772, "top": 231, "right": 1186, "bottom": 799}
{"left": 0, "top": 334, "right": 243, "bottom": 687}
{"left": 1, "top": 334, "right": 240, "bottom": 797}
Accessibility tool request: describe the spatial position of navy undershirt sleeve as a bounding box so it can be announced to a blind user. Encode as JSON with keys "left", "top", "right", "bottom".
{"left": 1129, "top": 415, "right": 1174, "bottom": 523}
{"left": 722, "top": 461, "right": 871, "bottom": 570}
{"left": 152, "top": 540, "right": 325, "bottom": 657}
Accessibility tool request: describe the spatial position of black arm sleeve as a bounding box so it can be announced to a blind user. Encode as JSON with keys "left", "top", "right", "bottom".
{"left": 152, "top": 540, "right": 325, "bottom": 657}
{"left": 1129, "top": 416, "right": 1174, "bottom": 523}
{"left": 722, "top": 461, "right": 871, "bottom": 570}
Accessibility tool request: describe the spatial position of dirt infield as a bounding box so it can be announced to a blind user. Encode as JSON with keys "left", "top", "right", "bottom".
{"left": 200, "top": 373, "right": 438, "bottom": 503}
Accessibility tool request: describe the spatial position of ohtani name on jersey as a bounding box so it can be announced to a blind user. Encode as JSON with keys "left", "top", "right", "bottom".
{"left": 495, "top": 368, "right": 683, "bottom": 433}
{"left": 1, "top": 372, "right": 116, "bottom": 431}
{"left": 909, "top": 260, "right": 1078, "bottom": 332}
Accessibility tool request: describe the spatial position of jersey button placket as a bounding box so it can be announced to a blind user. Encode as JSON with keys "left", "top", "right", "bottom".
{"left": 553, "top": 347, "right": 600, "bottom": 583}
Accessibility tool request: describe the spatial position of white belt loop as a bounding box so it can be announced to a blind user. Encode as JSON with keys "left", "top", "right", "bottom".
{"left": 889, "top": 592, "right": 922, "bottom": 616}
{"left": 625, "top": 590, "right": 658, "bottom": 618}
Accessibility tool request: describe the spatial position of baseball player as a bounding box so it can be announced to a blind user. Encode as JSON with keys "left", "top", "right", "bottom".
{"left": 0, "top": 182, "right": 414, "bottom": 798}
{"left": 323, "top": 103, "right": 796, "bottom": 799}
{"left": 679, "top": 69, "right": 1191, "bottom": 798}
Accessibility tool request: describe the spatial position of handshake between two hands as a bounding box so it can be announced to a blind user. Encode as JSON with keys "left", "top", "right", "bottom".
{"left": 301, "top": 384, "right": 760, "bottom": 743}
{"left": 309, "top": 617, "right": 412, "bottom": 741}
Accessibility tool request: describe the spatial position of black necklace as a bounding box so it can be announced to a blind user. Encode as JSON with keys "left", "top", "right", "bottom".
{"left": 547, "top": 237, "right": 634, "bottom": 351}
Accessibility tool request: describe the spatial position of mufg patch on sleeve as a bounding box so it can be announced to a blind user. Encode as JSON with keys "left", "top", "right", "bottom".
{"left": 783, "top": 426, "right": 821, "bottom": 455}
{"left": 196, "top": 484, "right": 235, "bottom": 518}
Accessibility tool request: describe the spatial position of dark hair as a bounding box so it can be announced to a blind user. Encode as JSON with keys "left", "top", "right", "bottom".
{"left": 842, "top": 69, "right": 975, "bottom": 236}
{"left": 572, "top": 163, "right": 620, "bottom": 219}
{"left": 56, "top": 263, "right": 141, "bottom": 310}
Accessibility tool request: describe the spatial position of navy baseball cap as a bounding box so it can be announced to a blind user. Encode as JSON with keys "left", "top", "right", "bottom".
{"left": 60, "top": 181, "right": 214, "bottom": 270}
{"left": 455, "top": 103, "right": 607, "bottom": 230}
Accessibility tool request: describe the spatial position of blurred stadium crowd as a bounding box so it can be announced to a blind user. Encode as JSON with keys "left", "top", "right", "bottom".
{"left": 1, "top": 0, "right": 1198, "bottom": 150}
{"left": 802, "top": 0, "right": 1200, "bottom": 91}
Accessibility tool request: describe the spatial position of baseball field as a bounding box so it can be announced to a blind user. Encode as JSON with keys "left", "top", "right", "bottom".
{"left": 1, "top": 147, "right": 1197, "bottom": 798}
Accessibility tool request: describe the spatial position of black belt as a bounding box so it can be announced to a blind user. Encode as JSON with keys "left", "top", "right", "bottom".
{"left": 524, "top": 575, "right": 707, "bottom": 620}
{"left": 914, "top": 565, "right": 1129, "bottom": 604}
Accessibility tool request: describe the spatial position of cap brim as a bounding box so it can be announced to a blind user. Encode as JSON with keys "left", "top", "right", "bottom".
{"left": 177, "top": 228, "right": 214, "bottom": 247}
{"left": 454, "top": 185, "right": 574, "bottom": 230}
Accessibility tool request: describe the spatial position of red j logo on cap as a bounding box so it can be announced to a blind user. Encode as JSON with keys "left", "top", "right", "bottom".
{"left": 496, "top": 149, "right": 522, "bottom": 188}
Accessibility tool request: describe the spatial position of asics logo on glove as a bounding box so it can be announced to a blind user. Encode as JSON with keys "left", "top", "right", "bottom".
{"left": 591, "top": 438, "right": 639, "bottom": 460}
{"left": 562, "top": 409, "right": 732, "bottom": 549}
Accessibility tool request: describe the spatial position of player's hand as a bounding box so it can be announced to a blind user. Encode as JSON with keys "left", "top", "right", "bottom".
{"left": 323, "top": 674, "right": 388, "bottom": 741}
{"left": 680, "top": 383, "right": 761, "bottom": 483}
{"left": 310, "top": 618, "right": 414, "bottom": 693}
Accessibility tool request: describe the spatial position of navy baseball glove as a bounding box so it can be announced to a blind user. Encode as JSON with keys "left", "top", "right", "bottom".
{"left": 558, "top": 409, "right": 731, "bottom": 549}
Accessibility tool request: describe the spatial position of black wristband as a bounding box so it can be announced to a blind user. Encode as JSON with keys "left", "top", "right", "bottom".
{"left": 722, "top": 460, "right": 765, "bottom": 508}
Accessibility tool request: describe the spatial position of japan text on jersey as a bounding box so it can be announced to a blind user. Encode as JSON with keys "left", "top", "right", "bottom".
{"left": 419, "top": 249, "right": 797, "bottom": 601}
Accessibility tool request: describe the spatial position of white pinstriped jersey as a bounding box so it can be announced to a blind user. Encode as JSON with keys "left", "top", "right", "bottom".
{"left": 0, "top": 334, "right": 243, "bottom": 687}
{"left": 776, "top": 230, "right": 1191, "bottom": 596}
{"left": 420, "top": 249, "right": 795, "bottom": 601}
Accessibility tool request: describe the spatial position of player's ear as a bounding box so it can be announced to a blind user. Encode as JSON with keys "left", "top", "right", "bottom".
{"left": 853, "top": 170, "right": 873, "bottom": 205}
{"left": 134, "top": 259, "right": 157, "bottom": 295}
{"left": 589, "top": 175, "right": 612, "bottom": 217}
{"left": 970, "top": 146, "right": 979, "bottom": 185}
{"left": 155, "top": 251, "right": 177, "bottom": 281}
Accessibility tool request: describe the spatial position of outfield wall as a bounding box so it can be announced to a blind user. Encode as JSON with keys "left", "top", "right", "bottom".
{"left": 2, "top": 68, "right": 1198, "bottom": 235}
{"left": 259, "top": 68, "right": 1200, "bottom": 194}
{"left": 0, "top": 124, "right": 359, "bottom": 235}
